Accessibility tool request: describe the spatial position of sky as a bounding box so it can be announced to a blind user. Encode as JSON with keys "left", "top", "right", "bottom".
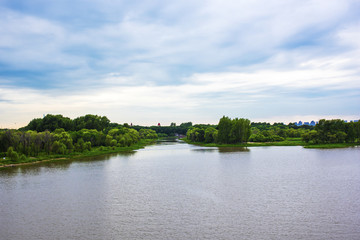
{"left": 0, "top": 0, "right": 360, "bottom": 128}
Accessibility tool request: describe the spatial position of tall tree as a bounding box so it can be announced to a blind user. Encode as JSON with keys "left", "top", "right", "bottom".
{"left": 217, "top": 116, "right": 233, "bottom": 144}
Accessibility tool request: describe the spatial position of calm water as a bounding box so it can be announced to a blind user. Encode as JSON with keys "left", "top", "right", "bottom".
{"left": 1, "top": 141, "right": 360, "bottom": 240}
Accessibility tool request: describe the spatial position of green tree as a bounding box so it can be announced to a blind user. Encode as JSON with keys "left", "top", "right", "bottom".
{"left": 41, "top": 131, "right": 53, "bottom": 155}
{"left": 315, "top": 119, "right": 347, "bottom": 143}
{"left": 204, "top": 127, "right": 218, "bottom": 143}
{"left": 217, "top": 116, "right": 251, "bottom": 144}
{"left": 186, "top": 127, "right": 205, "bottom": 142}
{"left": 40, "top": 114, "right": 73, "bottom": 132}
{"left": 6, "top": 147, "right": 19, "bottom": 162}
{"left": 139, "top": 129, "right": 158, "bottom": 139}
{"left": 51, "top": 141, "right": 66, "bottom": 154}
{"left": 24, "top": 118, "right": 43, "bottom": 132}
{"left": 105, "top": 135, "right": 113, "bottom": 146}
{"left": 229, "top": 118, "right": 251, "bottom": 143}
{"left": 302, "top": 130, "right": 318, "bottom": 143}
{"left": 249, "top": 133, "right": 266, "bottom": 142}
{"left": 180, "top": 122, "right": 192, "bottom": 128}
{"left": 53, "top": 129, "right": 73, "bottom": 153}
{"left": 110, "top": 139, "right": 117, "bottom": 147}
{"left": 73, "top": 114, "right": 110, "bottom": 131}
{"left": 355, "top": 121, "right": 360, "bottom": 141}
{"left": 217, "top": 116, "right": 233, "bottom": 144}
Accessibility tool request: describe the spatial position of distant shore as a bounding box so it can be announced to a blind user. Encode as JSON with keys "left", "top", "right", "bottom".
{"left": 181, "top": 138, "right": 360, "bottom": 149}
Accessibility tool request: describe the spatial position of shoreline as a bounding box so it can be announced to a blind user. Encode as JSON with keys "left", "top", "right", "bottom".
{"left": 181, "top": 138, "right": 360, "bottom": 149}
{"left": 2, "top": 139, "right": 359, "bottom": 168}
{"left": 0, "top": 139, "right": 155, "bottom": 169}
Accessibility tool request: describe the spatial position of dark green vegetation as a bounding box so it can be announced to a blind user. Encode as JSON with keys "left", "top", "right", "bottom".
{"left": 132, "top": 122, "right": 191, "bottom": 138}
{"left": 1, "top": 114, "right": 360, "bottom": 167}
{"left": 186, "top": 116, "right": 251, "bottom": 144}
{"left": 21, "top": 114, "right": 111, "bottom": 132}
{"left": 1, "top": 114, "right": 158, "bottom": 167}
{"left": 185, "top": 117, "right": 360, "bottom": 148}
{"left": 302, "top": 119, "right": 360, "bottom": 144}
{"left": 0, "top": 139, "right": 154, "bottom": 167}
{"left": 0, "top": 114, "right": 195, "bottom": 167}
{"left": 182, "top": 137, "right": 304, "bottom": 147}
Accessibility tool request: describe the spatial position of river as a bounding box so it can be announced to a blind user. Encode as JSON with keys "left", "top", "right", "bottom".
{"left": 1, "top": 141, "right": 360, "bottom": 240}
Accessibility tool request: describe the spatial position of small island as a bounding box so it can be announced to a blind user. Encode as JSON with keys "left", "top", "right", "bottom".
{"left": 184, "top": 116, "right": 360, "bottom": 149}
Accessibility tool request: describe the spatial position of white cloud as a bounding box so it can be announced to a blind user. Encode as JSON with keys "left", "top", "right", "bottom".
{"left": 1, "top": 62, "right": 359, "bottom": 128}
{"left": 1, "top": 0, "right": 360, "bottom": 127}
{"left": 0, "top": 8, "right": 69, "bottom": 68}
{"left": 186, "top": 68, "right": 359, "bottom": 93}
{"left": 1, "top": 0, "right": 358, "bottom": 77}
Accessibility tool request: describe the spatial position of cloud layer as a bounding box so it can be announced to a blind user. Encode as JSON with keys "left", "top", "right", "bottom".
{"left": 1, "top": 0, "right": 359, "bottom": 127}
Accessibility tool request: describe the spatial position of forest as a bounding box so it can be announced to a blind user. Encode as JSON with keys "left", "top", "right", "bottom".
{"left": 1, "top": 114, "right": 360, "bottom": 165}
{"left": 185, "top": 117, "right": 360, "bottom": 145}
{"left": 1, "top": 114, "right": 158, "bottom": 163}
{"left": 186, "top": 116, "right": 251, "bottom": 144}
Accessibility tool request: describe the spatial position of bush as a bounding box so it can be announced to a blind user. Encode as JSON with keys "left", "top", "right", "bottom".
{"left": 20, "top": 154, "right": 27, "bottom": 161}
{"left": 6, "top": 147, "right": 19, "bottom": 162}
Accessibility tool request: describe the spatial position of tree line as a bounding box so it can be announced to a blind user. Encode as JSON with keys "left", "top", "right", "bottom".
{"left": 186, "top": 117, "right": 360, "bottom": 145}
{"left": 302, "top": 119, "right": 360, "bottom": 144}
{"left": 21, "top": 114, "right": 111, "bottom": 132}
{"left": 2, "top": 114, "right": 360, "bottom": 162}
{"left": 186, "top": 116, "right": 251, "bottom": 144}
{"left": 186, "top": 118, "right": 315, "bottom": 144}
{"left": 132, "top": 122, "right": 192, "bottom": 137}
{"left": 1, "top": 114, "right": 158, "bottom": 162}
{"left": 249, "top": 122, "right": 310, "bottom": 142}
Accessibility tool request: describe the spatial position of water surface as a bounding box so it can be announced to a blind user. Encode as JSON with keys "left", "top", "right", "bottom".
{"left": 1, "top": 142, "right": 359, "bottom": 239}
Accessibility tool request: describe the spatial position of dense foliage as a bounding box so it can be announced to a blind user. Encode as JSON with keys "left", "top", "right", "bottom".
{"left": 302, "top": 119, "right": 360, "bottom": 144}
{"left": 186, "top": 116, "right": 251, "bottom": 144}
{"left": 1, "top": 115, "right": 158, "bottom": 163}
{"left": 186, "top": 117, "right": 360, "bottom": 145}
{"left": 249, "top": 122, "right": 306, "bottom": 142}
{"left": 1, "top": 114, "right": 359, "bottom": 164}
{"left": 21, "top": 114, "right": 110, "bottom": 132}
{"left": 132, "top": 122, "right": 192, "bottom": 137}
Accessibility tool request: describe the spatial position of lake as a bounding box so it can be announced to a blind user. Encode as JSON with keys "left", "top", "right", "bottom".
{"left": 1, "top": 141, "right": 360, "bottom": 240}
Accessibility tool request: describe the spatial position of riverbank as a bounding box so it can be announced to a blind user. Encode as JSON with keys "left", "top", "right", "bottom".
{"left": 303, "top": 143, "right": 360, "bottom": 148}
{"left": 0, "top": 139, "right": 155, "bottom": 168}
{"left": 181, "top": 138, "right": 360, "bottom": 149}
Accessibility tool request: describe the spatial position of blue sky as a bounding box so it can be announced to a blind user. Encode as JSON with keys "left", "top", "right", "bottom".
{"left": 1, "top": 0, "right": 360, "bottom": 128}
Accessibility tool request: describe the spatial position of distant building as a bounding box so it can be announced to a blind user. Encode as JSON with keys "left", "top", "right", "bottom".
{"left": 294, "top": 120, "right": 317, "bottom": 127}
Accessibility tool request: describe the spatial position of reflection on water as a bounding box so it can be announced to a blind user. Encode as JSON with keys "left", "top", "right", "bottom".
{"left": 191, "top": 147, "right": 218, "bottom": 152}
{"left": 218, "top": 146, "right": 250, "bottom": 152}
{"left": 0, "top": 160, "right": 72, "bottom": 176}
{"left": 191, "top": 146, "right": 250, "bottom": 153}
{"left": 1, "top": 143, "right": 360, "bottom": 240}
{"left": 0, "top": 151, "right": 136, "bottom": 176}
{"left": 157, "top": 137, "right": 181, "bottom": 143}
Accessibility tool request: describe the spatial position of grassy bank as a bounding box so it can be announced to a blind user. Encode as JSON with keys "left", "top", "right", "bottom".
{"left": 181, "top": 138, "right": 359, "bottom": 149}
{"left": 303, "top": 143, "right": 360, "bottom": 149}
{"left": 0, "top": 139, "right": 155, "bottom": 168}
{"left": 181, "top": 137, "right": 302, "bottom": 147}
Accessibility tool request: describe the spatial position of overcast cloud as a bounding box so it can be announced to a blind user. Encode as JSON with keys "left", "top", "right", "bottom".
{"left": 1, "top": 0, "right": 359, "bottom": 128}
